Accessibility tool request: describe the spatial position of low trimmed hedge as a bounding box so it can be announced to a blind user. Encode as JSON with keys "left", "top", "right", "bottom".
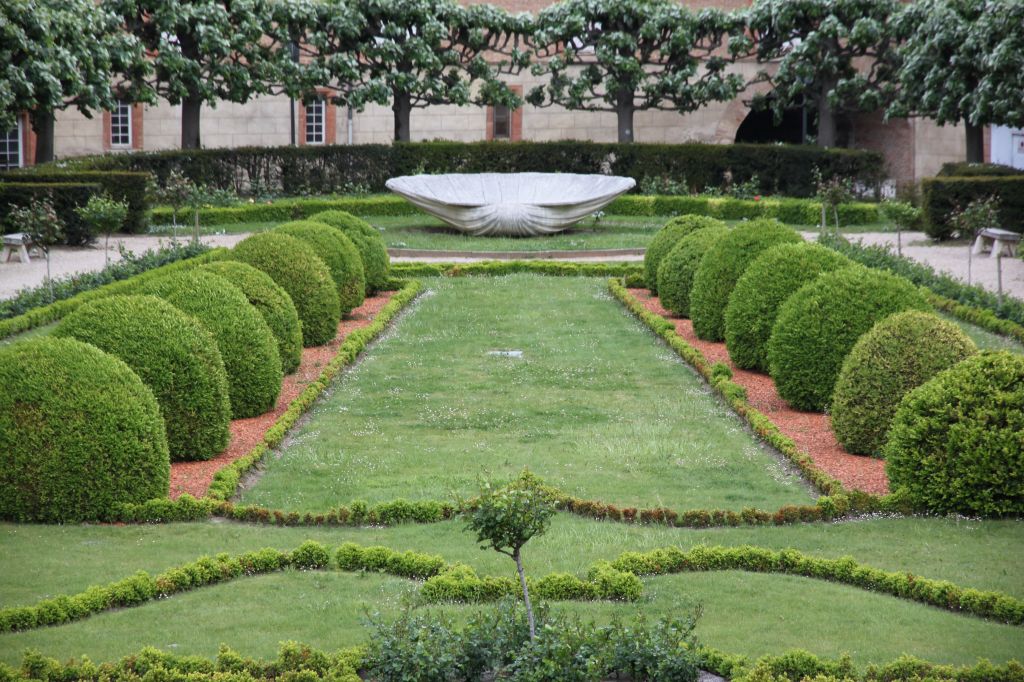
{"left": 831, "top": 311, "right": 977, "bottom": 457}
{"left": 885, "top": 351, "right": 1024, "bottom": 516}
{"left": 308, "top": 210, "right": 390, "bottom": 293}
{"left": 0, "top": 181, "right": 100, "bottom": 245}
{"left": 767, "top": 267, "right": 931, "bottom": 412}
{"left": 420, "top": 563, "right": 642, "bottom": 604}
{"left": 724, "top": 243, "right": 852, "bottom": 371}
{"left": 922, "top": 175, "right": 1024, "bottom": 239}
{"left": 230, "top": 232, "right": 340, "bottom": 347}
{"left": 0, "top": 337, "right": 169, "bottom": 522}
{"left": 53, "top": 295, "right": 232, "bottom": 462}
{"left": 656, "top": 225, "right": 730, "bottom": 318}
{"left": 276, "top": 221, "right": 366, "bottom": 313}
{"left": 690, "top": 220, "right": 802, "bottom": 341}
{"left": 141, "top": 270, "right": 282, "bottom": 418}
{"left": 200, "top": 261, "right": 304, "bottom": 375}
{"left": 643, "top": 215, "right": 725, "bottom": 294}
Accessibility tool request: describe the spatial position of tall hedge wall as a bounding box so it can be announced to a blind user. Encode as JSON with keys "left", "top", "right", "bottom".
{"left": 922, "top": 175, "right": 1024, "bottom": 240}
{"left": 0, "top": 169, "right": 150, "bottom": 233}
{"left": 70, "top": 141, "right": 884, "bottom": 199}
{"left": 0, "top": 182, "right": 100, "bottom": 245}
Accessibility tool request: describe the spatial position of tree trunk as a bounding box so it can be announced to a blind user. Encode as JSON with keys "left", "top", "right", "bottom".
{"left": 31, "top": 111, "right": 55, "bottom": 164}
{"left": 393, "top": 90, "right": 412, "bottom": 142}
{"left": 181, "top": 96, "right": 202, "bottom": 149}
{"left": 514, "top": 549, "right": 536, "bottom": 641}
{"left": 816, "top": 91, "right": 837, "bottom": 148}
{"left": 965, "top": 122, "right": 984, "bottom": 163}
{"left": 615, "top": 89, "right": 634, "bottom": 143}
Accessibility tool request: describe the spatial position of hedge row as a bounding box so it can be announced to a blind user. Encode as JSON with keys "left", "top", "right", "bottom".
{"left": 73, "top": 140, "right": 884, "bottom": 199}
{"left": 0, "top": 169, "right": 150, "bottom": 233}
{"left": 0, "top": 181, "right": 100, "bottom": 245}
{"left": 610, "top": 545, "right": 1024, "bottom": 625}
{"left": 390, "top": 260, "right": 643, "bottom": 279}
{"left": 922, "top": 175, "right": 1024, "bottom": 240}
{"left": 420, "top": 563, "right": 643, "bottom": 604}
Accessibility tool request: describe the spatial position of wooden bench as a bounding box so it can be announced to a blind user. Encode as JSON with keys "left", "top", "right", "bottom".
{"left": 971, "top": 228, "right": 1021, "bottom": 259}
{"left": 2, "top": 233, "right": 33, "bottom": 264}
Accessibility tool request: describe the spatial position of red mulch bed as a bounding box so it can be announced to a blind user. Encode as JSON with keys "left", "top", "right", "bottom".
{"left": 628, "top": 288, "right": 889, "bottom": 495}
{"left": 169, "top": 293, "right": 396, "bottom": 500}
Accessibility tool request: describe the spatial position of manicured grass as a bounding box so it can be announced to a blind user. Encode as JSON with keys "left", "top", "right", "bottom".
{"left": 239, "top": 276, "right": 812, "bottom": 512}
{"left": 943, "top": 312, "right": 1024, "bottom": 354}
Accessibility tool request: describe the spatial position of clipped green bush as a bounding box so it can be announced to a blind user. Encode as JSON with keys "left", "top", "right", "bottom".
{"left": 0, "top": 337, "right": 169, "bottom": 522}
{"left": 656, "top": 225, "right": 730, "bottom": 317}
{"left": 141, "top": 270, "right": 282, "bottom": 419}
{"left": 690, "top": 220, "right": 802, "bottom": 341}
{"left": 201, "top": 261, "right": 303, "bottom": 375}
{"left": 724, "top": 243, "right": 852, "bottom": 371}
{"left": 767, "top": 267, "right": 931, "bottom": 412}
{"left": 230, "top": 232, "right": 340, "bottom": 347}
{"left": 308, "top": 210, "right": 390, "bottom": 293}
{"left": 275, "top": 220, "right": 366, "bottom": 313}
{"left": 643, "top": 215, "right": 726, "bottom": 293}
{"left": 53, "top": 295, "right": 232, "bottom": 461}
{"left": 831, "top": 311, "right": 977, "bottom": 457}
{"left": 885, "top": 352, "right": 1024, "bottom": 516}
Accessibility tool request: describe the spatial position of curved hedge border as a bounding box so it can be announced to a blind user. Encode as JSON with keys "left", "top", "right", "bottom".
{"left": 390, "top": 260, "right": 643, "bottom": 279}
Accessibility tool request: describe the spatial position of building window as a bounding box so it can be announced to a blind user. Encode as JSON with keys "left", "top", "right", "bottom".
{"left": 0, "top": 120, "right": 21, "bottom": 170}
{"left": 492, "top": 104, "right": 511, "bottom": 139}
{"left": 305, "top": 98, "right": 325, "bottom": 144}
{"left": 110, "top": 101, "right": 132, "bottom": 147}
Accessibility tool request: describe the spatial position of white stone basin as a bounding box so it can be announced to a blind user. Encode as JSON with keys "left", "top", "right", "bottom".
{"left": 384, "top": 172, "right": 636, "bottom": 236}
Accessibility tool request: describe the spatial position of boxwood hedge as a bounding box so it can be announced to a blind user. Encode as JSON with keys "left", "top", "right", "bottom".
{"left": 200, "top": 261, "right": 304, "bottom": 375}
{"left": 275, "top": 221, "right": 366, "bottom": 314}
{"left": 885, "top": 351, "right": 1024, "bottom": 516}
{"left": 690, "top": 220, "right": 802, "bottom": 341}
{"left": 656, "top": 226, "right": 730, "bottom": 318}
{"left": 643, "top": 215, "right": 725, "bottom": 294}
{"left": 308, "top": 210, "right": 390, "bottom": 293}
{"left": 0, "top": 337, "right": 169, "bottom": 522}
{"left": 141, "top": 270, "right": 282, "bottom": 419}
{"left": 230, "top": 232, "right": 340, "bottom": 347}
{"left": 724, "top": 243, "right": 852, "bottom": 371}
{"left": 54, "top": 295, "right": 232, "bottom": 461}
{"left": 767, "top": 267, "right": 931, "bottom": 412}
{"left": 831, "top": 311, "right": 977, "bottom": 457}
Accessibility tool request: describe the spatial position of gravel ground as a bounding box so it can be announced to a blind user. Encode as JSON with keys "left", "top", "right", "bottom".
{"left": 2, "top": 230, "right": 1022, "bottom": 302}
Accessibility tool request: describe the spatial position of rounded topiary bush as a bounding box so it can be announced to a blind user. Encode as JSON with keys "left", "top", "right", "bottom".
{"left": 275, "top": 221, "right": 366, "bottom": 314}
{"left": 643, "top": 215, "right": 726, "bottom": 294}
{"left": 231, "top": 231, "right": 340, "bottom": 347}
{"left": 884, "top": 351, "right": 1024, "bottom": 516}
{"left": 201, "top": 261, "right": 303, "bottom": 375}
{"left": 689, "top": 220, "right": 802, "bottom": 341}
{"left": 308, "top": 210, "right": 390, "bottom": 293}
{"left": 0, "top": 337, "right": 169, "bottom": 522}
{"left": 767, "top": 267, "right": 931, "bottom": 412}
{"left": 724, "top": 243, "right": 852, "bottom": 371}
{"left": 831, "top": 311, "right": 977, "bottom": 457}
{"left": 53, "top": 295, "right": 232, "bottom": 462}
{"left": 141, "top": 269, "right": 282, "bottom": 419}
{"left": 656, "top": 225, "right": 730, "bottom": 318}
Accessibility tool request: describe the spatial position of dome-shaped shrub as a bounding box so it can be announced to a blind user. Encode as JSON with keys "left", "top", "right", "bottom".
{"left": 724, "top": 243, "right": 852, "bottom": 371}
{"left": 689, "top": 220, "right": 802, "bottom": 341}
{"left": 201, "top": 261, "right": 303, "bottom": 375}
{"left": 767, "top": 267, "right": 930, "bottom": 412}
{"left": 275, "top": 221, "right": 366, "bottom": 314}
{"left": 141, "top": 270, "right": 282, "bottom": 419}
{"left": 644, "top": 215, "right": 726, "bottom": 294}
{"left": 54, "top": 295, "right": 232, "bottom": 461}
{"left": 0, "top": 337, "right": 169, "bottom": 522}
{"left": 231, "top": 231, "right": 340, "bottom": 347}
{"left": 831, "top": 311, "right": 977, "bottom": 457}
{"left": 308, "top": 210, "right": 389, "bottom": 293}
{"left": 656, "top": 225, "right": 729, "bottom": 318}
{"left": 885, "top": 352, "right": 1024, "bottom": 516}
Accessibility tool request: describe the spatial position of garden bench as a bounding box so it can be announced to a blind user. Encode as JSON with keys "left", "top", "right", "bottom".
{"left": 971, "top": 228, "right": 1020, "bottom": 259}
{"left": 2, "top": 233, "right": 33, "bottom": 263}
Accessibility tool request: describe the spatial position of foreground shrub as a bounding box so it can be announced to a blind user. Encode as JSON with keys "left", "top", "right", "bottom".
{"left": 724, "top": 243, "right": 852, "bottom": 371}
{"left": 767, "top": 267, "right": 930, "bottom": 411}
{"left": 276, "top": 221, "right": 366, "bottom": 314}
{"left": 690, "top": 220, "right": 802, "bottom": 341}
{"left": 201, "top": 261, "right": 303, "bottom": 374}
{"left": 231, "top": 232, "right": 340, "bottom": 346}
{"left": 308, "top": 210, "right": 390, "bottom": 293}
{"left": 54, "top": 295, "right": 232, "bottom": 461}
{"left": 656, "top": 225, "right": 729, "bottom": 317}
{"left": 0, "top": 337, "right": 169, "bottom": 521}
{"left": 643, "top": 215, "right": 725, "bottom": 294}
{"left": 885, "top": 352, "right": 1024, "bottom": 516}
{"left": 141, "top": 270, "right": 282, "bottom": 418}
{"left": 832, "top": 311, "right": 977, "bottom": 457}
